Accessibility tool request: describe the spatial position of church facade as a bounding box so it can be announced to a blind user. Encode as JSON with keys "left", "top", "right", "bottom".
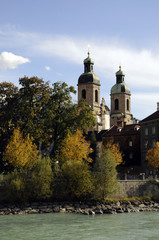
{"left": 77, "top": 52, "right": 142, "bottom": 169}
{"left": 77, "top": 52, "right": 133, "bottom": 131}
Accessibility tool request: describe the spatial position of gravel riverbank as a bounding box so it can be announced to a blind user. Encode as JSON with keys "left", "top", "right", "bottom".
{"left": 0, "top": 200, "right": 159, "bottom": 215}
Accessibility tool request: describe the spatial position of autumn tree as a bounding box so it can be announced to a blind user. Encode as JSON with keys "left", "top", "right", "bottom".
{"left": 4, "top": 127, "right": 39, "bottom": 169}
{"left": 55, "top": 130, "right": 94, "bottom": 199}
{"left": 146, "top": 142, "right": 159, "bottom": 168}
{"left": 56, "top": 129, "right": 93, "bottom": 164}
{"left": 104, "top": 142, "right": 123, "bottom": 165}
{"left": 93, "top": 149, "right": 118, "bottom": 201}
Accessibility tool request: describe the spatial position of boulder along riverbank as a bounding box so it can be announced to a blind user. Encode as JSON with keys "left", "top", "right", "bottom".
{"left": 0, "top": 200, "right": 159, "bottom": 215}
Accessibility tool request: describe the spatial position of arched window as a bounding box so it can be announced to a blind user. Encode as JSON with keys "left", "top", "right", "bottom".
{"left": 127, "top": 99, "right": 129, "bottom": 111}
{"left": 82, "top": 89, "right": 86, "bottom": 99}
{"left": 95, "top": 90, "right": 98, "bottom": 102}
{"left": 115, "top": 99, "right": 119, "bottom": 110}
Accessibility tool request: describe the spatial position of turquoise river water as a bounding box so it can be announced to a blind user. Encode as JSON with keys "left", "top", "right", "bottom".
{"left": 0, "top": 212, "right": 159, "bottom": 240}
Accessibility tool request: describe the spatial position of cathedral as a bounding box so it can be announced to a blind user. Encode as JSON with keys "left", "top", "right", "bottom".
{"left": 77, "top": 52, "right": 133, "bottom": 130}
{"left": 77, "top": 52, "right": 141, "bottom": 170}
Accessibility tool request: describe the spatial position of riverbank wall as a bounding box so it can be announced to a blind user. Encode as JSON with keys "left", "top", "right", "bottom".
{"left": 113, "top": 180, "right": 159, "bottom": 198}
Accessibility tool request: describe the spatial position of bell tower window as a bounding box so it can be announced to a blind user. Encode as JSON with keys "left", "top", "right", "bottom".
{"left": 115, "top": 99, "right": 119, "bottom": 110}
{"left": 95, "top": 90, "right": 98, "bottom": 102}
{"left": 82, "top": 89, "right": 86, "bottom": 99}
{"left": 127, "top": 99, "right": 129, "bottom": 111}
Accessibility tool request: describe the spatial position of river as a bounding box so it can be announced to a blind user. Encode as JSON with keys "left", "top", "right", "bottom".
{"left": 0, "top": 212, "right": 158, "bottom": 240}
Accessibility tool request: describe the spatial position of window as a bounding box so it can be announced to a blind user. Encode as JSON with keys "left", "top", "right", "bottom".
{"left": 152, "top": 139, "right": 156, "bottom": 147}
{"left": 117, "top": 127, "right": 122, "bottom": 132}
{"left": 95, "top": 90, "right": 98, "bottom": 103}
{"left": 145, "top": 128, "right": 148, "bottom": 135}
{"left": 152, "top": 126, "right": 156, "bottom": 134}
{"left": 144, "top": 140, "right": 148, "bottom": 149}
{"left": 115, "top": 99, "right": 119, "bottom": 110}
{"left": 129, "top": 141, "right": 133, "bottom": 147}
{"left": 129, "top": 152, "right": 133, "bottom": 159}
{"left": 127, "top": 99, "right": 129, "bottom": 111}
{"left": 82, "top": 89, "right": 86, "bottom": 99}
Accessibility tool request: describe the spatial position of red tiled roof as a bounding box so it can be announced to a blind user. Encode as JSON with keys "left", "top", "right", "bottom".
{"left": 102, "top": 124, "right": 140, "bottom": 137}
{"left": 140, "top": 111, "right": 159, "bottom": 123}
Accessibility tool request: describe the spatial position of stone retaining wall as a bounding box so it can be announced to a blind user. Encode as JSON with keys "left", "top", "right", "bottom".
{"left": 114, "top": 180, "right": 159, "bottom": 198}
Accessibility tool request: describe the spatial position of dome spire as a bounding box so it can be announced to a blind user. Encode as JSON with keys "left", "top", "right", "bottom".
{"left": 87, "top": 44, "right": 90, "bottom": 57}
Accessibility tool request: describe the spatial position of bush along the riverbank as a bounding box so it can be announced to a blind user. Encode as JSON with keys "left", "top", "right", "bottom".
{"left": 1, "top": 200, "right": 159, "bottom": 215}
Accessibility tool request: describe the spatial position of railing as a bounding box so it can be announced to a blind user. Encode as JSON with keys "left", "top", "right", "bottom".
{"left": 118, "top": 173, "right": 159, "bottom": 181}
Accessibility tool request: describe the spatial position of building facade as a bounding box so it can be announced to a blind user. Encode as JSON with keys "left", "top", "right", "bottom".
{"left": 101, "top": 124, "right": 141, "bottom": 167}
{"left": 140, "top": 105, "right": 159, "bottom": 170}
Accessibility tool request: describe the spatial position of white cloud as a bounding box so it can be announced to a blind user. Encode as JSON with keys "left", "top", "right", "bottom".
{"left": 29, "top": 36, "right": 159, "bottom": 90}
{"left": 1, "top": 27, "right": 159, "bottom": 119}
{"left": 45, "top": 66, "right": 51, "bottom": 71}
{"left": 0, "top": 51, "right": 30, "bottom": 70}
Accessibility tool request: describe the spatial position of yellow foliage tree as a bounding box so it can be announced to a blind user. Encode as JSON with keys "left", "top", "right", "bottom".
{"left": 55, "top": 130, "right": 94, "bottom": 198}
{"left": 146, "top": 142, "right": 159, "bottom": 168}
{"left": 57, "top": 129, "right": 93, "bottom": 163}
{"left": 4, "top": 127, "right": 39, "bottom": 169}
{"left": 104, "top": 142, "right": 123, "bottom": 165}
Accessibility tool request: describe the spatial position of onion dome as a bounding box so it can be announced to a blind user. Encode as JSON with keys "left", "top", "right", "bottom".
{"left": 111, "top": 66, "right": 130, "bottom": 94}
{"left": 78, "top": 52, "right": 100, "bottom": 86}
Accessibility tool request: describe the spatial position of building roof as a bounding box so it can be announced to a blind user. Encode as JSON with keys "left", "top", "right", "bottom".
{"left": 78, "top": 52, "right": 100, "bottom": 86}
{"left": 78, "top": 72, "right": 100, "bottom": 85}
{"left": 111, "top": 82, "right": 130, "bottom": 94}
{"left": 111, "top": 66, "right": 130, "bottom": 95}
{"left": 140, "top": 110, "right": 159, "bottom": 123}
{"left": 101, "top": 124, "right": 140, "bottom": 137}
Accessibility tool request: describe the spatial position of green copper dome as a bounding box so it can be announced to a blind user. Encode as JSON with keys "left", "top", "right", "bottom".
{"left": 111, "top": 66, "right": 130, "bottom": 94}
{"left": 111, "top": 82, "right": 130, "bottom": 94}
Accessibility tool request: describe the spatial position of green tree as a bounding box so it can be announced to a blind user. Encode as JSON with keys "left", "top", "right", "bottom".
{"left": 4, "top": 127, "right": 39, "bottom": 169}
{"left": 0, "top": 82, "right": 18, "bottom": 171}
{"left": 61, "top": 160, "right": 94, "bottom": 199}
{"left": 16, "top": 76, "right": 52, "bottom": 148}
{"left": 4, "top": 157, "right": 53, "bottom": 203}
{"left": 45, "top": 82, "right": 95, "bottom": 155}
{"left": 93, "top": 149, "right": 118, "bottom": 201}
{"left": 29, "top": 156, "right": 53, "bottom": 200}
{"left": 5, "top": 168, "right": 30, "bottom": 203}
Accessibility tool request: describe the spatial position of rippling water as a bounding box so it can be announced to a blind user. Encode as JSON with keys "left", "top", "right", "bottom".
{"left": 0, "top": 212, "right": 159, "bottom": 240}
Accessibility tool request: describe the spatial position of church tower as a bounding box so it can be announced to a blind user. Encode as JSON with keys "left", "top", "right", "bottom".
{"left": 78, "top": 52, "right": 101, "bottom": 115}
{"left": 110, "top": 66, "right": 133, "bottom": 127}
{"left": 78, "top": 52, "right": 110, "bottom": 131}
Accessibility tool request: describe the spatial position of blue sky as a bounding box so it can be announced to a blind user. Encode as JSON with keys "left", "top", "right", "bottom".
{"left": 0, "top": 0, "right": 159, "bottom": 120}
